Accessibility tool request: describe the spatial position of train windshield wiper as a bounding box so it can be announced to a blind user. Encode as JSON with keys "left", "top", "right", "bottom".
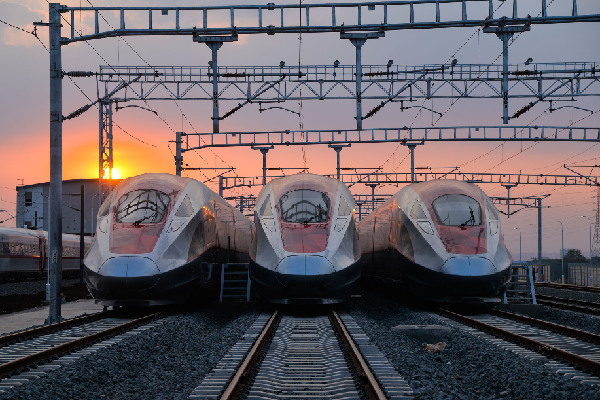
{"left": 459, "top": 207, "right": 476, "bottom": 227}
{"left": 133, "top": 214, "right": 154, "bottom": 226}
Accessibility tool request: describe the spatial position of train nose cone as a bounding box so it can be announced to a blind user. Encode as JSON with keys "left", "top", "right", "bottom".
{"left": 441, "top": 256, "right": 496, "bottom": 276}
{"left": 276, "top": 255, "right": 335, "bottom": 276}
{"left": 97, "top": 257, "right": 160, "bottom": 296}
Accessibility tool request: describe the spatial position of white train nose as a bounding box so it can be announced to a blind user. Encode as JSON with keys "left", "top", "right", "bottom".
{"left": 276, "top": 255, "right": 336, "bottom": 276}
{"left": 98, "top": 256, "right": 161, "bottom": 291}
{"left": 441, "top": 256, "right": 496, "bottom": 276}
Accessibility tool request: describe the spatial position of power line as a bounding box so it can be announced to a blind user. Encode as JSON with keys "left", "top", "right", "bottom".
{"left": 84, "top": 0, "right": 237, "bottom": 179}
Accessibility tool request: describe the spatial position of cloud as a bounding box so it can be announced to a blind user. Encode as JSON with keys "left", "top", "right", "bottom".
{"left": 0, "top": 1, "right": 48, "bottom": 48}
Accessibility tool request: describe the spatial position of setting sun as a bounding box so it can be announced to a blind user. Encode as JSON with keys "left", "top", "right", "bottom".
{"left": 103, "top": 168, "right": 121, "bottom": 180}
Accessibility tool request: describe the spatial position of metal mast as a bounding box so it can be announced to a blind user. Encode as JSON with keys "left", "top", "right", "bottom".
{"left": 593, "top": 186, "right": 600, "bottom": 265}
{"left": 48, "top": 3, "right": 63, "bottom": 323}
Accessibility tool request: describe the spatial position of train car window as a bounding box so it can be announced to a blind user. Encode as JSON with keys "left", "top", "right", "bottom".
{"left": 410, "top": 201, "right": 427, "bottom": 220}
{"left": 338, "top": 196, "right": 352, "bottom": 217}
{"left": 175, "top": 195, "right": 194, "bottom": 217}
{"left": 116, "top": 189, "right": 171, "bottom": 224}
{"left": 432, "top": 194, "right": 481, "bottom": 226}
{"left": 98, "top": 192, "right": 114, "bottom": 218}
{"left": 486, "top": 201, "right": 499, "bottom": 220}
{"left": 279, "top": 189, "right": 330, "bottom": 223}
{"left": 259, "top": 195, "right": 273, "bottom": 217}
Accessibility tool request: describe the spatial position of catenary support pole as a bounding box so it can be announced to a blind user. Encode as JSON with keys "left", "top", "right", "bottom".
{"left": 208, "top": 42, "right": 222, "bottom": 133}
{"left": 193, "top": 34, "right": 238, "bottom": 133}
{"left": 367, "top": 184, "right": 377, "bottom": 211}
{"left": 175, "top": 132, "right": 183, "bottom": 176}
{"left": 537, "top": 198, "right": 542, "bottom": 265}
{"left": 401, "top": 142, "right": 423, "bottom": 183}
{"left": 79, "top": 184, "right": 85, "bottom": 283}
{"left": 329, "top": 144, "right": 351, "bottom": 180}
{"left": 48, "top": 2, "right": 63, "bottom": 324}
{"left": 483, "top": 25, "right": 530, "bottom": 124}
{"left": 252, "top": 145, "right": 274, "bottom": 185}
{"left": 342, "top": 32, "right": 383, "bottom": 130}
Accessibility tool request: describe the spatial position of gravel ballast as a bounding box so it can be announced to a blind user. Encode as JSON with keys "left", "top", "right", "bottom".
{"left": 1, "top": 303, "right": 258, "bottom": 400}
{"left": 344, "top": 286, "right": 600, "bottom": 400}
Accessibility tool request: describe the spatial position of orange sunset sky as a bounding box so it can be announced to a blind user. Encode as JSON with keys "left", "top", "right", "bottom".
{"left": 1, "top": 0, "right": 599, "bottom": 261}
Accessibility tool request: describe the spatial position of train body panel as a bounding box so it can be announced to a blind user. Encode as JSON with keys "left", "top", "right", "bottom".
{"left": 250, "top": 173, "right": 361, "bottom": 303}
{"left": 0, "top": 227, "right": 91, "bottom": 280}
{"left": 358, "top": 179, "right": 511, "bottom": 302}
{"left": 84, "top": 173, "right": 252, "bottom": 306}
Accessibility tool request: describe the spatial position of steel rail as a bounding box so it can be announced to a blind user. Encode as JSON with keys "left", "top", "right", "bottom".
{"left": 220, "top": 310, "right": 279, "bottom": 400}
{"left": 0, "top": 311, "right": 106, "bottom": 348}
{"left": 331, "top": 310, "right": 387, "bottom": 400}
{"left": 490, "top": 309, "right": 600, "bottom": 345}
{"left": 535, "top": 282, "right": 600, "bottom": 293}
{"left": 439, "top": 309, "right": 600, "bottom": 377}
{"left": 535, "top": 295, "right": 600, "bottom": 315}
{"left": 0, "top": 312, "right": 162, "bottom": 379}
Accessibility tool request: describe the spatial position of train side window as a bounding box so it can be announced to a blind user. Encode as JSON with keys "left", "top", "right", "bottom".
{"left": 338, "top": 196, "right": 352, "bottom": 217}
{"left": 486, "top": 201, "right": 499, "bottom": 221}
{"left": 410, "top": 201, "right": 427, "bottom": 220}
{"left": 259, "top": 195, "right": 273, "bottom": 217}
{"left": 98, "top": 192, "right": 114, "bottom": 218}
{"left": 175, "top": 195, "right": 194, "bottom": 218}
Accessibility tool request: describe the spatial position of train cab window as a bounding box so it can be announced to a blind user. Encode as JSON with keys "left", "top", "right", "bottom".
{"left": 432, "top": 194, "right": 481, "bottom": 227}
{"left": 259, "top": 195, "right": 273, "bottom": 217}
{"left": 116, "top": 189, "right": 171, "bottom": 225}
{"left": 279, "top": 189, "right": 330, "bottom": 223}
{"left": 338, "top": 196, "right": 352, "bottom": 217}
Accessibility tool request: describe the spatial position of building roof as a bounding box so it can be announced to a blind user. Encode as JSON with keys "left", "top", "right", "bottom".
{"left": 16, "top": 178, "right": 115, "bottom": 191}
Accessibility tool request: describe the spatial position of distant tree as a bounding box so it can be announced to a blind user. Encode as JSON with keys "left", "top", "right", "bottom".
{"left": 563, "top": 249, "right": 587, "bottom": 263}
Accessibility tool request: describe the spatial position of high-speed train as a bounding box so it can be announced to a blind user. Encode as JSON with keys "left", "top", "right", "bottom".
{"left": 249, "top": 173, "right": 361, "bottom": 303}
{"left": 358, "top": 179, "right": 512, "bottom": 302}
{"left": 84, "top": 173, "right": 253, "bottom": 306}
{"left": 0, "top": 227, "right": 92, "bottom": 281}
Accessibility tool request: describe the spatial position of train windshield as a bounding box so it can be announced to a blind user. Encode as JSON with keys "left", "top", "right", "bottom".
{"left": 116, "top": 189, "right": 171, "bottom": 225}
{"left": 432, "top": 194, "right": 481, "bottom": 227}
{"left": 279, "top": 189, "right": 330, "bottom": 223}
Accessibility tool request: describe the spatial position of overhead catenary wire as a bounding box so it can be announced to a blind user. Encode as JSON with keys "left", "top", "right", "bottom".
{"left": 46, "top": 0, "right": 214, "bottom": 180}
{"left": 82, "top": 0, "right": 243, "bottom": 182}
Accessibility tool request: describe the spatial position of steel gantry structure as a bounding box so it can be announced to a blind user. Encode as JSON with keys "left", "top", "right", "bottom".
{"left": 98, "top": 61, "right": 600, "bottom": 115}
{"left": 41, "top": 0, "right": 600, "bottom": 322}
{"left": 174, "top": 126, "right": 600, "bottom": 182}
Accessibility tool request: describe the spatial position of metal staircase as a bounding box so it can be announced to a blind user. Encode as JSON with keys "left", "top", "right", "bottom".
{"left": 503, "top": 263, "right": 537, "bottom": 304}
{"left": 219, "top": 263, "right": 251, "bottom": 302}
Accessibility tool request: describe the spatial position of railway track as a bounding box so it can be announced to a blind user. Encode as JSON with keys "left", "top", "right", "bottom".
{"left": 191, "top": 309, "right": 413, "bottom": 400}
{"left": 0, "top": 311, "right": 164, "bottom": 383}
{"left": 535, "top": 282, "right": 600, "bottom": 294}
{"left": 438, "top": 308, "right": 600, "bottom": 382}
{"left": 535, "top": 294, "right": 600, "bottom": 315}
